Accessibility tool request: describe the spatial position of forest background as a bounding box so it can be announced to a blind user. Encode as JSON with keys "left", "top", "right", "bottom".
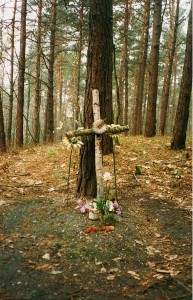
{"left": 0, "top": 2, "right": 192, "bottom": 298}
{"left": 0, "top": 0, "right": 192, "bottom": 153}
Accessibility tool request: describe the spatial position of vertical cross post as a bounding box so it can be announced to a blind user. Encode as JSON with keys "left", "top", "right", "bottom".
{"left": 92, "top": 89, "right": 104, "bottom": 198}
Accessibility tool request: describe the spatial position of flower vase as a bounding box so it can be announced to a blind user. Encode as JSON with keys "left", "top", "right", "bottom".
{"left": 89, "top": 211, "right": 99, "bottom": 220}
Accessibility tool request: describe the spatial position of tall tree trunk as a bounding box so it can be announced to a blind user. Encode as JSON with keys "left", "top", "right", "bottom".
{"left": 118, "top": 0, "right": 132, "bottom": 125}
{"left": 0, "top": 89, "right": 6, "bottom": 153}
{"left": 59, "top": 56, "right": 63, "bottom": 122}
{"left": 77, "top": 0, "right": 113, "bottom": 197}
{"left": 113, "top": 44, "right": 120, "bottom": 124}
{"left": 7, "top": 0, "right": 17, "bottom": 148}
{"left": 171, "top": 6, "right": 192, "bottom": 150}
{"left": 123, "top": 0, "right": 131, "bottom": 127}
{"left": 160, "top": 0, "right": 179, "bottom": 135}
{"left": 171, "top": 50, "right": 178, "bottom": 129}
{"left": 44, "top": 0, "right": 56, "bottom": 143}
{"left": 144, "top": 0, "right": 162, "bottom": 137}
{"left": 133, "top": 0, "right": 150, "bottom": 135}
{"left": 25, "top": 80, "right": 31, "bottom": 144}
{"left": 33, "top": 0, "right": 42, "bottom": 144}
{"left": 16, "top": 0, "right": 27, "bottom": 147}
{"left": 74, "top": 0, "right": 84, "bottom": 129}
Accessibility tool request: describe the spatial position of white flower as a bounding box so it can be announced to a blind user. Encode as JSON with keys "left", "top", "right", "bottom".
{"left": 93, "top": 119, "right": 107, "bottom": 134}
{"left": 103, "top": 172, "right": 112, "bottom": 182}
{"left": 63, "top": 137, "right": 84, "bottom": 150}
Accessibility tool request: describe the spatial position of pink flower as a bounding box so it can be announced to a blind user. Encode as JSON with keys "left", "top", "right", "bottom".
{"left": 75, "top": 199, "right": 84, "bottom": 207}
{"left": 113, "top": 200, "right": 122, "bottom": 215}
{"left": 75, "top": 199, "right": 89, "bottom": 214}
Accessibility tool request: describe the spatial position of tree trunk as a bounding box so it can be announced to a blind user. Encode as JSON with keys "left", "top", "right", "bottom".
{"left": 133, "top": 0, "right": 150, "bottom": 135}
{"left": 74, "top": 0, "right": 84, "bottom": 129}
{"left": 118, "top": 0, "right": 132, "bottom": 126}
{"left": 160, "top": 0, "right": 179, "bottom": 135}
{"left": 44, "top": 0, "right": 56, "bottom": 143}
{"left": 0, "top": 89, "right": 6, "bottom": 153}
{"left": 144, "top": 0, "right": 162, "bottom": 137}
{"left": 171, "top": 50, "right": 178, "bottom": 130}
{"left": 7, "top": 0, "right": 17, "bottom": 148}
{"left": 25, "top": 80, "right": 31, "bottom": 144}
{"left": 16, "top": 0, "right": 27, "bottom": 147}
{"left": 33, "top": 0, "right": 42, "bottom": 144}
{"left": 113, "top": 44, "right": 120, "bottom": 125}
{"left": 171, "top": 6, "right": 192, "bottom": 150}
{"left": 77, "top": 0, "right": 113, "bottom": 197}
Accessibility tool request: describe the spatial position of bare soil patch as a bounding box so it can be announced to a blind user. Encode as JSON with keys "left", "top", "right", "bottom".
{"left": 0, "top": 136, "right": 192, "bottom": 299}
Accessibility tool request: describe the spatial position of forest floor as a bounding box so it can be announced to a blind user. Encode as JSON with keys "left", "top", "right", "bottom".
{"left": 0, "top": 136, "right": 192, "bottom": 300}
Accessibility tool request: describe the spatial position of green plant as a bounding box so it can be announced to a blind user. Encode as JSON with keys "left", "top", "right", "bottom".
{"left": 96, "top": 172, "right": 122, "bottom": 218}
{"left": 101, "top": 213, "right": 116, "bottom": 225}
{"left": 47, "top": 151, "right": 56, "bottom": 157}
{"left": 135, "top": 165, "right": 142, "bottom": 175}
{"left": 96, "top": 195, "right": 109, "bottom": 216}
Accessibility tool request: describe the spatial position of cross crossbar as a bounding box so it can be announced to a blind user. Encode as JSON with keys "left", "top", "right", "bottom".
{"left": 66, "top": 124, "right": 129, "bottom": 138}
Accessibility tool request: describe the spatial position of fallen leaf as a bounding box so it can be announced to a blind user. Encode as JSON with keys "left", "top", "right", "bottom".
{"left": 100, "top": 267, "right": 107, "bottom": 273}
{"left": 101, "top": 226, "right": 114, "bottom": 232}
{"left": 84, "top": 226, "right": 98, "bottom": 234}
{"left": 127, "top": 271, "right": 140, "bottom": 280}
{"left": 34, "top": 180, "right": 43, "bottom": 185}
{"left": 135, "top": 240, "right": 144, "bottom": 246}
{"left": 17, "top": 188, "right": 24, "bottom": 194}
{"left": 109, "top": 268, "right": 119, "bottom": 273}
{"left": 146, "top": 261, "right": 156, "bottom": 268}
{"left": 166, "top": 255, "right": 178, "bottom": 261}
{"left": 153, "top": 274, "right": 164, "bottom": 279}
{"left": 107, "top": 275, "right": 115, "bottom": 280}
{"left": 112, "top": 257, "right": 122, "bottom": 262}
{"left": 154, "top": 233, "right": 161, "bottom": 238}
{"left": 146, "top": 246, "right": 161, "bottom": 256}
{"left": 0, "top": 200, "right": 6, "bottom": 205}
{"left": 36, "top": 264, "right": 51, "bottom": 270}
{"left": 42, "top": 253, "right": 50, "bottom": 260}
{"left": 156, "top": 268, "right": 180, "bottom": 276}
{"left": 51, "top": 270, "right": 63, "bottom": 275}
{"left": 95, "top": 261, "right": 102, "bottom": 266}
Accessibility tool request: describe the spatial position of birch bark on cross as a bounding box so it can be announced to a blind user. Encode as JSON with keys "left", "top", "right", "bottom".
{"left": 92, "top": 89, "right": 104, "bottom": 198}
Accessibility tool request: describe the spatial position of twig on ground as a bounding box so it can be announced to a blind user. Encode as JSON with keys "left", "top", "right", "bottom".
{"left": 6, "top": 173, "right": 31, "bottom": 177}
{"left": 132, "top": 171, "right": 141, "bottom": 184}
{"left": 174, "top": 280, "right": 192, "bottom": 293}
{"left": 168, "top": 293, "right": 192, "bottom": 300}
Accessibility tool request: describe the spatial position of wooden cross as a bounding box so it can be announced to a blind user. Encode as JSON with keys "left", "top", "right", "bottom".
{"left": 66, "top": 89, "right": 129, "bottom": 199}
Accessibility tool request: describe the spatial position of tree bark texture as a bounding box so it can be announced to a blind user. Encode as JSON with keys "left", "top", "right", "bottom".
{"left": 118, "top": 0, "right": 132, "bottom": 126}
{"left": 16, "top": 0, "right": 27, "bottom": 147}
{"left": 160, "top": 0, "right": 179, "bottom": 135}
{"left": 92, "top": 89, "right": 104, "bottom": 198}
{"left": 144, "top": 0, "right": 162, "bottom": 137}
{"left": 33, "top": 0, "right": 42, "bottom": 144}
{"left": 66, "top": 125, "right": 129, "bottom": 138}
{"left": 77, "top": 0, "right": 113, "bottom": 197}
{"left": 44, "top": 0, "right": 56, "bottom": 143}
{"left": 0, "top": 90, "right": 6, "bottom": 153}
{"left": 113, "top": 44, "right": 120, "bottom": 125}
{"left": 74, "top": 0, "right": 84, "bottom": 129}
{"left": 7, "top": 0, "right": 17, "bottom": 148}
{"left": 171, "top": 6, "right": 192, "bottom": 150}
{"left": 133, "top": 0, "right": 150, "bottom": 135}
